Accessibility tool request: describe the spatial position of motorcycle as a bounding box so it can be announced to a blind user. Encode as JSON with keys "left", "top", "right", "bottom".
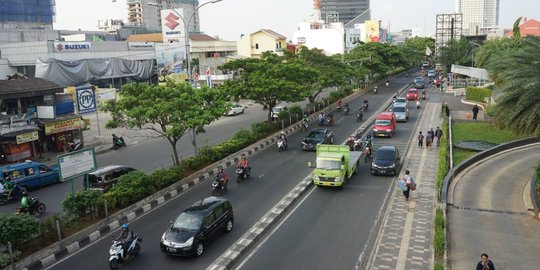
{"left": 277, "top": 138, "right": 287, "bottom": 152}
{"left": 68, "top": 142, "right": 82, "bottom": 152}
{"left": 364, "top": 147, "right": 372, "bottom": 163}
{"left": 385, "top": 81, "right": 390, "bottom": 87}
{"left": 212, "top": 176, "right": 228, "bottom": 196}
{"left": 343, "top": 107, "right": 350, "bottom": 115}
{"left": 16, "top": 197, "right": 46, "bottom": 215}
{"left": 0, "top": 186, "right": 25, "bottom": 205}
{"left": 356, "top": 111, "right": 363, "bottom": 122}
{"left": 354, "top": 138, "right": 363, "bottom": 151}
{"left": 236, "top": 167, "right": 250, "bottom": 183}
{"left": 109, "top": 234, "right": 142, "bottom": 269}
{"left": 318, "top": 117, "right": 325, "bottom": 126}
{"left": 346, "top": 137, "right": 355, "bottom": 151}
{"left": 301, "top": 120, "right": 309, "bottom": 131}
{"left": 326, "top": 115, "right": 333, "bottom": 126}
{"left": 113, "top": 137, "right": 126, "bottom": 150}
{"left": 363, "top": 103, "right": 368, "bottom": 112}
{"left": 416, "top": 101, "right": 421, "bottom": 109}
{"left": 373, "top": 87, "right": 378, "bottom": 95}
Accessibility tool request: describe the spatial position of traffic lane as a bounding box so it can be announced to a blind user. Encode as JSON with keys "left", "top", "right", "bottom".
{"left": 48, "top": 82, "right": 408, "bottom": 269}
{"left": 449, "top": 145, "right": 540, "bottom": 270}
{"left": 0, "top": 106, "right": 268, "bottom": 216}
{"left": 236, "top": 101, "right": 421, "bottom": 270}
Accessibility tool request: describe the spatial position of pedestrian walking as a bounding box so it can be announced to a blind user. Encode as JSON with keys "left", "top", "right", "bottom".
{"left": 472, "top": 104, "right": 479, "bottom": 120}
{"left": 417, "top": 132, "right": 424, "bottom": 148}
{"left": 426, "top": 133, "right": 433, "bottom": 150}
{"left": 428, "top": 128, "right": 435, "bottom": 140}
{"left": 435, "top": 126, "right": 443, "bottom": 146}
{"left": 398, "top": 170, "right": 415, "bottom": 201}
{"left": 476, "top": 253, "right": 495, "bottom": 270}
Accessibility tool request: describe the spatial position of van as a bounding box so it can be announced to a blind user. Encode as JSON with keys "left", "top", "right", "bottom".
{"left": 0, "top": 161, "right": 59, "bottom": 190}
{"left": 392, "top": 103, "right": 409, "bottom": 122}
{"left": 373, "top": 112, "right": 397, "bottom": 137}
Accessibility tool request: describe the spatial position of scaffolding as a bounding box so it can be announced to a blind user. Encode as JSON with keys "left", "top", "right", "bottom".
{"left": 0, "top": 0, "right": 56, "bottom": 24}
{"left": 435, "top": 13, "right": 463, "bottom": 56}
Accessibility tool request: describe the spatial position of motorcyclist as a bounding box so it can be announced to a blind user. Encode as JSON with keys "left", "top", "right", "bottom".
{"left": 336, "top": 99, "right": 343, "bottom": 110}
{"left": 343, "top": 103, "right": 350, "bottom": 114}
{"left": 112, "top": 134, "right": 124, "bottom": 147}
{"left": 115, "top": 223, "right": 134, "bottom": 259}
{"left": 326, "top": 112, "right": 333, "bottom": 125}
{"left": 318, "top": 113, "right": 325, "bottom": 126}
{"left": 422, "top": 90, "right": 427, "bottom": 100}
{"left": 386, "top": 80, "right": 390, "bottom": 86}
{"left": 363, "top": 99, "right": 369, "bottom": 111}
{"left": 237, "top": 155, "right": 251, "bottom": 176}
{"left": 214, "top": 167, "right": 228, "bottom": 189}
{"left": 302, "top": 114, "right": 309, "bottom": 123}
{"left": 20, "top": 191, "right": 30, "bottom": 213}
{"left": 356, "top": 106, "right": 363, "bottom": 117}
{"left": 278, "top": 131, "right": 288, "bottom": 147}
{"left": 346, "top": 136, "right": 355, "bottom": 151}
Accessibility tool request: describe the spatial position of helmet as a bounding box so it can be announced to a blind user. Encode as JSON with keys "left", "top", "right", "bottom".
{"left": 405, "top": 170, "right": 410, "bottom": 175}
{"left": 241, "top": 155, "right": 246, "bottom": 160}
{"left": 121, "top": 223, "right": 129, "bottom": 229}
{"left": 112, "top": 134, "right": 116, "bottom": 137}
{"left": 22, "top": 191, "right": 28, "bottom": 197}
{"left": 281, "top": 131, "right": 285, "bottom": 135}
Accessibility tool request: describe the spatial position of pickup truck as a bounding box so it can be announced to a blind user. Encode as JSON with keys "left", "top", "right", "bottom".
{"left": 308, "top": 145, "right": 361, "bottom": 187}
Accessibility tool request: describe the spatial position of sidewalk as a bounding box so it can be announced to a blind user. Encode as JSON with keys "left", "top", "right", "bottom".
{"left": 367, "top": 96, "right": 442, "bottom": 269}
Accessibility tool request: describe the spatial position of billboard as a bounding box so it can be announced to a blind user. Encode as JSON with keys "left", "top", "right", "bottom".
{"left": 365, "top": 20, "right": 380, "bottom": 43}
{"left": 161, "top": 9, "right": 185, "bottom": 44}
{"left": 155, "top": 43, "right": 186, "bottom": 82}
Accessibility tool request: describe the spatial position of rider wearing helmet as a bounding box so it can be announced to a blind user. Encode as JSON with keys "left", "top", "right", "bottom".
{"left": 21, "top": 191, "right": 30, "bottom": 210}
{"left": 278, "top": 131, "right": 288, "bottom": 146}
{"left": 215, "top": 166, "right": 228, "bottom": 188}
{"left": 116, "top": 223, "right": 134, "bottom": 259}
{"left": 237, "top": 155, "right": 250, "bottom": 170}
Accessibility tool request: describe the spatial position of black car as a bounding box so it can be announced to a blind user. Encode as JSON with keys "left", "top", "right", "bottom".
{"left": 301, "top": 128, "right": 334, "bottom": 150}
{"left": 370, "top": 146, "right": 401, "bottom": 175}
{"left": 413, "top": 77, "right": 425, "bottom": 89}
{"left": 160, "top": 196, "right": 234, "bottom": 257}
{"left": 83, "top": 165, "right": 136, "bottom": 191}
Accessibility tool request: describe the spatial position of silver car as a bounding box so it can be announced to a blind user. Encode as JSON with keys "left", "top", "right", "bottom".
{"left": 394, "top": 97, "right": 407, "bottom": 107}
{"left": 392, "top": 104, "right": 409, "bottom": 122}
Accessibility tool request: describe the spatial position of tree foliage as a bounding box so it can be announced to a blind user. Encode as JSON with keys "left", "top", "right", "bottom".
{"left": 102, "top": 81, "right": 229, "bottom": 165}
{"left": 438, "top": 38, "right": 474, "bottom": 69}
{"left": 485, "top": 36, "right": 540, "bottom": 135}
{"left": 0, "top": 213, "right": 40, "bottom": 248}
{"left": 219, "top": 52, "right": 315, "bottom": 121}
{"left": 347, "top": 42, "right": 407, "bottom": 78}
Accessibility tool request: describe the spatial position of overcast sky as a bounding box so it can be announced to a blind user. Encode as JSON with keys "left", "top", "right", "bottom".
{"left": 53, "top": 0, "right": 540, "bottom": 40}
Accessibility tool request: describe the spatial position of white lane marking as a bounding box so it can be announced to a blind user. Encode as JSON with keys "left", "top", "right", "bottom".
{"left": 234, "top": 185, "right": 317, "bottom": 270}
{"left": 258, "top": 172, "right": 266, "bottom": 178}
{"left": 337, "top": 117, "right": 345, "bottom": 123}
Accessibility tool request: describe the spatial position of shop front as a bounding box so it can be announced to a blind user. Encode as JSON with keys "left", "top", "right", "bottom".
{"left": 0, "top": 130, "right": 40, "bottom": 164}
{"left": 40, "top": 116, "right": 83, "bottom": 153}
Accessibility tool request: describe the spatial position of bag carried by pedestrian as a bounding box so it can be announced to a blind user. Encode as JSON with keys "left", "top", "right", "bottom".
{"left": 406, "top": 177, "right": 417, "bottom": 191}
{"left": 397, "top": 178, "right": 408, "bottom": 191}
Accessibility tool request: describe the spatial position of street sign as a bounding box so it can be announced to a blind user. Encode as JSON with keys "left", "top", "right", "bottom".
{"left": 76, "top": 84, "right": 97, "bottom": 114}
{"left": 57, "top": 148, "right": 97, "bottom": 182}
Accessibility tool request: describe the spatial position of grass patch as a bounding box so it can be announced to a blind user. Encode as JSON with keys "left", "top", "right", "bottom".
{"left": 434, "top": 208, "right": 445, "bottom": 259}
{"left": 452, "top": 149, "right": 477, "bottom": 166}
{"left": 434, "top": 262, "right": 444, "bottom": 270}
{"left": 435, "top": 119, "right": 449, "bottom": 194}
{"left": 452, "top": 122, "right": 529, "bottom": 144}
{"left": 535, "top": 161, "right": 540, "bottom": 196}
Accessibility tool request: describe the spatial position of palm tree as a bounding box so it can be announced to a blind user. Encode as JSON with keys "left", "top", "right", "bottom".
{"left": 485, "top": 36, "right": 540, "bottom": 135}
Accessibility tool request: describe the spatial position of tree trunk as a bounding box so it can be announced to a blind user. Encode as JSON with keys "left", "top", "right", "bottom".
{"left": 168, "top": 138, "right": 180, "bottom": 166}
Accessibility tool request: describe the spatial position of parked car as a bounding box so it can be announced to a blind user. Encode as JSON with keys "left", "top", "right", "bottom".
{"left": 392, "top": 103, "right": 409, "bottom": 122}
{"left": 271, "top": 105, "right": 288, "bottom": 119}
{"left": 226, "top": 103, "right": 244, "bottom": 116}
{"left": 0, "top": 161, "right": 59, "bottom": 190}
{"left": 373, "top": 112, "right": 397, "bottom": 137}
{"left": 83, "top": 165, "right": 136, "bottom": 192}
{"left": 160, "top": 196, "right": 234, "bottom": 257}
{"left": 301, "top": 128, "right": 334, "bottom": 151}
{"left": 406, "top": 88, "right": 419, "bottom": 101}
{"left": 394, "top": 97, "right": 407, "bottom": 107}
{"left": 413, "top": 77, "right": 425, "bottom": 89}
{"left": 371, "top": 145, "right": 401, "bottom": 176}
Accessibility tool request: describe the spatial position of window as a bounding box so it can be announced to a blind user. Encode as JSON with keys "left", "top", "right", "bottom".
{"left": 203, "top": 212, "right": 216, "bottom": 228}
{"left": 213, "top": 205, "right": 224, "bottom": 219}
{"left": 39, "top": 166, "right": 51, "bottom": 173}
{"left": 255, "top": 43, "right": 259, "bottom": 49}
{"left": 2, "top": 99, "right": 18, "bottom": 114}
{"left": 25, "top": 167, "right": 35, "bottom": 176}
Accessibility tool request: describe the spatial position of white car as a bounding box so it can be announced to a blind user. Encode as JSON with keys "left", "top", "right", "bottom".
{"left": 271, "top": 106, "right": 288, "bottom": 119}
{"left": 394, "top": 97, "right": 407, "bottom": 107}
{"left": 226, "top": 103, "right": 244, "bottom": 116}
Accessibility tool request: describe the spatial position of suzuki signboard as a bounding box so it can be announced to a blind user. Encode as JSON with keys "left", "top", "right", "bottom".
{"left": 161, "top": 9, "right": 185, "bottom": 43}
{"left": 53, "top": 42, "right": 92, "bottom": 52}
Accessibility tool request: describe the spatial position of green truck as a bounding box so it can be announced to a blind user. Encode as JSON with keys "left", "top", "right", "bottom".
{"left": 308, "top": 145, "right": 362, "bottom": 187}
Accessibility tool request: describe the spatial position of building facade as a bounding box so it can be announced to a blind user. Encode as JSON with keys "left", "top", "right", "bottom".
{"left": 237, "top": 29, "right": 286, "bottom": 58}
{"left": 127, "top": 0, "right": 200, "bottom": 33}
{"left": 0, "top": 0, "right": 55, "bottom": 30}
{"left": 319, "top": 0, "right": 370, "bottom": 26}
{"left": 456, "top": 0, "right": 500, "bottom": 35}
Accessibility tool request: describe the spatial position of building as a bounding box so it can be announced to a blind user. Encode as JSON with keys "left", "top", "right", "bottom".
{"left": 319, "top": 0, "right": 370, "bottom": 26}
{"left": 237, "top": 29, "right": 287, "bottom": 58}
{"left": 505, "top": 17, "right": 540, "bottom": 37}
{"left": 0, "top": 0, "right": 55, "bottom": 30}
{"left": 0, "top": 77, "right": 84, "bottom": 162}
{"left": 127, "top": 0, "right": 200, "bottom": 33}
{"left": 455, "top": 0, "right": 500, "bottom": 36}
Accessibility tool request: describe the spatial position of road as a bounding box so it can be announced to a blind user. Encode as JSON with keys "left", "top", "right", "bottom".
{"left": 448, "top": 144, "right": 540, "bottom": 270}
{"left": 46, "top": 73, "right": 417, "bottom": 270}
{"left": 234, "top": 95, "right": 420, "bottom": 270}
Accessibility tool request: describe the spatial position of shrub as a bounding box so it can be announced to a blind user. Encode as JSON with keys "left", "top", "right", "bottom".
{"left": 0, "top": 250, "right": 21, "bottom": 268}
{"left": 436, "top": 119, "right": 449, "bottom": 194}
{"left": 434, "top": 208, "right": 445, "bottom": 258}
{"left": 251, "top": 122, "right": 276, "bottom": 138}
{"left": 106, "top": 171, "right": 156, "bottom": 208}
{"left": 288, "top": 105, "right": 303, "bottom": 116}
{"left": 535, "top": 161, "right": 540, "bottom": 194}
{"left": 231, "top": 128, "right": 256, "bottom": 144}
{"left": 150, "top": 166, "right": 183, "bottom": 189}
{"left": 329, "top": 90, "right": 345, "bottom": 101}
{"left": 434, "top": 262, "right": 444, "bottom": 270}
{"left": 62, "top": 189, "right": 103, "bottom": 218}
{"left": 466, "top": 86, "right": 491, "bottom": 103}
{"left": 0, "top": 213, "right": 41, "bottom": 248}
{"left": 277, "top": 110, "right": 290, "bottom": 120}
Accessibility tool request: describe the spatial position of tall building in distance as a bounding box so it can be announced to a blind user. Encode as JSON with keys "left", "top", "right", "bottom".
{"left": 319, "top": 0, "right": 370, "bottom": 27}
{"left": 127, "top": 0, "right": 200, "bottom": 33}
{"left": 0, "top": 0, "right": 55, "bottom": 29}
{"left": 455, "top": 0, "right": 500, "bottom": 35}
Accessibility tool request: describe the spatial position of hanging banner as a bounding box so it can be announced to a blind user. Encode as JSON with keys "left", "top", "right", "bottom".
{"left": 16, "top": 131, "right": 39, "bottom": 144}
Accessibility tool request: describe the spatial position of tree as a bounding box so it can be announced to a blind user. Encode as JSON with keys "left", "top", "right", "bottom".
{"left": 295, "top": 47, "right": 351, "bottom": 103}
{"left": 485, "top": 36, "right": 540, "bottom": 135}
{"left": 347, "top": 42, "right": 407, "bottom": 79}
{"left": 474, "top": 38, "right": 521, "bottom": 68}
{"left": 102, "top": 81, "right": 229, "bottom": 165}
{"left": 219, "top": 52, "right": 314, "bottom": 121}
{"left": 438, "top": 38, "right": 473, "bottom": 70}
{"left": 402, "top": 36, "right": 435, "bottom": 64}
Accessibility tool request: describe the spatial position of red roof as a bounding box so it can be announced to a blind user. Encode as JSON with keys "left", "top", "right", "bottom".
{"left": 190, "top": 34, "right": 218, "bottom": 41}
{"left": 505, "top": 18, "right": 540, "bottom": 37}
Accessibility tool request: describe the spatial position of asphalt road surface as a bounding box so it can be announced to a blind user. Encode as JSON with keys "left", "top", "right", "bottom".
{"left": 46, "top": 72, "right": 420, "bottom": 270}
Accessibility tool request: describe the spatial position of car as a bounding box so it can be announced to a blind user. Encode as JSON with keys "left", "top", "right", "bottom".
{"left": 413, "top": 77, "right": 425, "bottom": 89}
{"left": 226, "top": 103, "right": 244, "bottom": 116}
{"left": 83, "top": 165, "right": 136, "bottom": 192}
{"left": 371, "top": 145, "right": 401, "bottom": 176}
{"left": 0, "top": 161, "right": 59, "bottom": 190}
{"left": 160, "top": 196, "right": 234, "bottom": 257}
{"left": 394, "top": 97, "right": 407, "bottom": 107}
{"left": 422, "top": 62, "right": 430, "bottom": 68}
{"left": 271, "top": 105, "right": 288, "bottom": 119}
{"left": 406, "top": 88, "right": 419, "bottom": 101}
{"left": 301, "top": 128, "right": 334, "bottom": 150}
{"left": 392, "top": 103, "right": 409, "bottom": 122}
{"left": 427, "top": 70, "right": 437, "bottom": 78}
{"left": 373, "top": 112, "right": 397, "bottom": 137}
